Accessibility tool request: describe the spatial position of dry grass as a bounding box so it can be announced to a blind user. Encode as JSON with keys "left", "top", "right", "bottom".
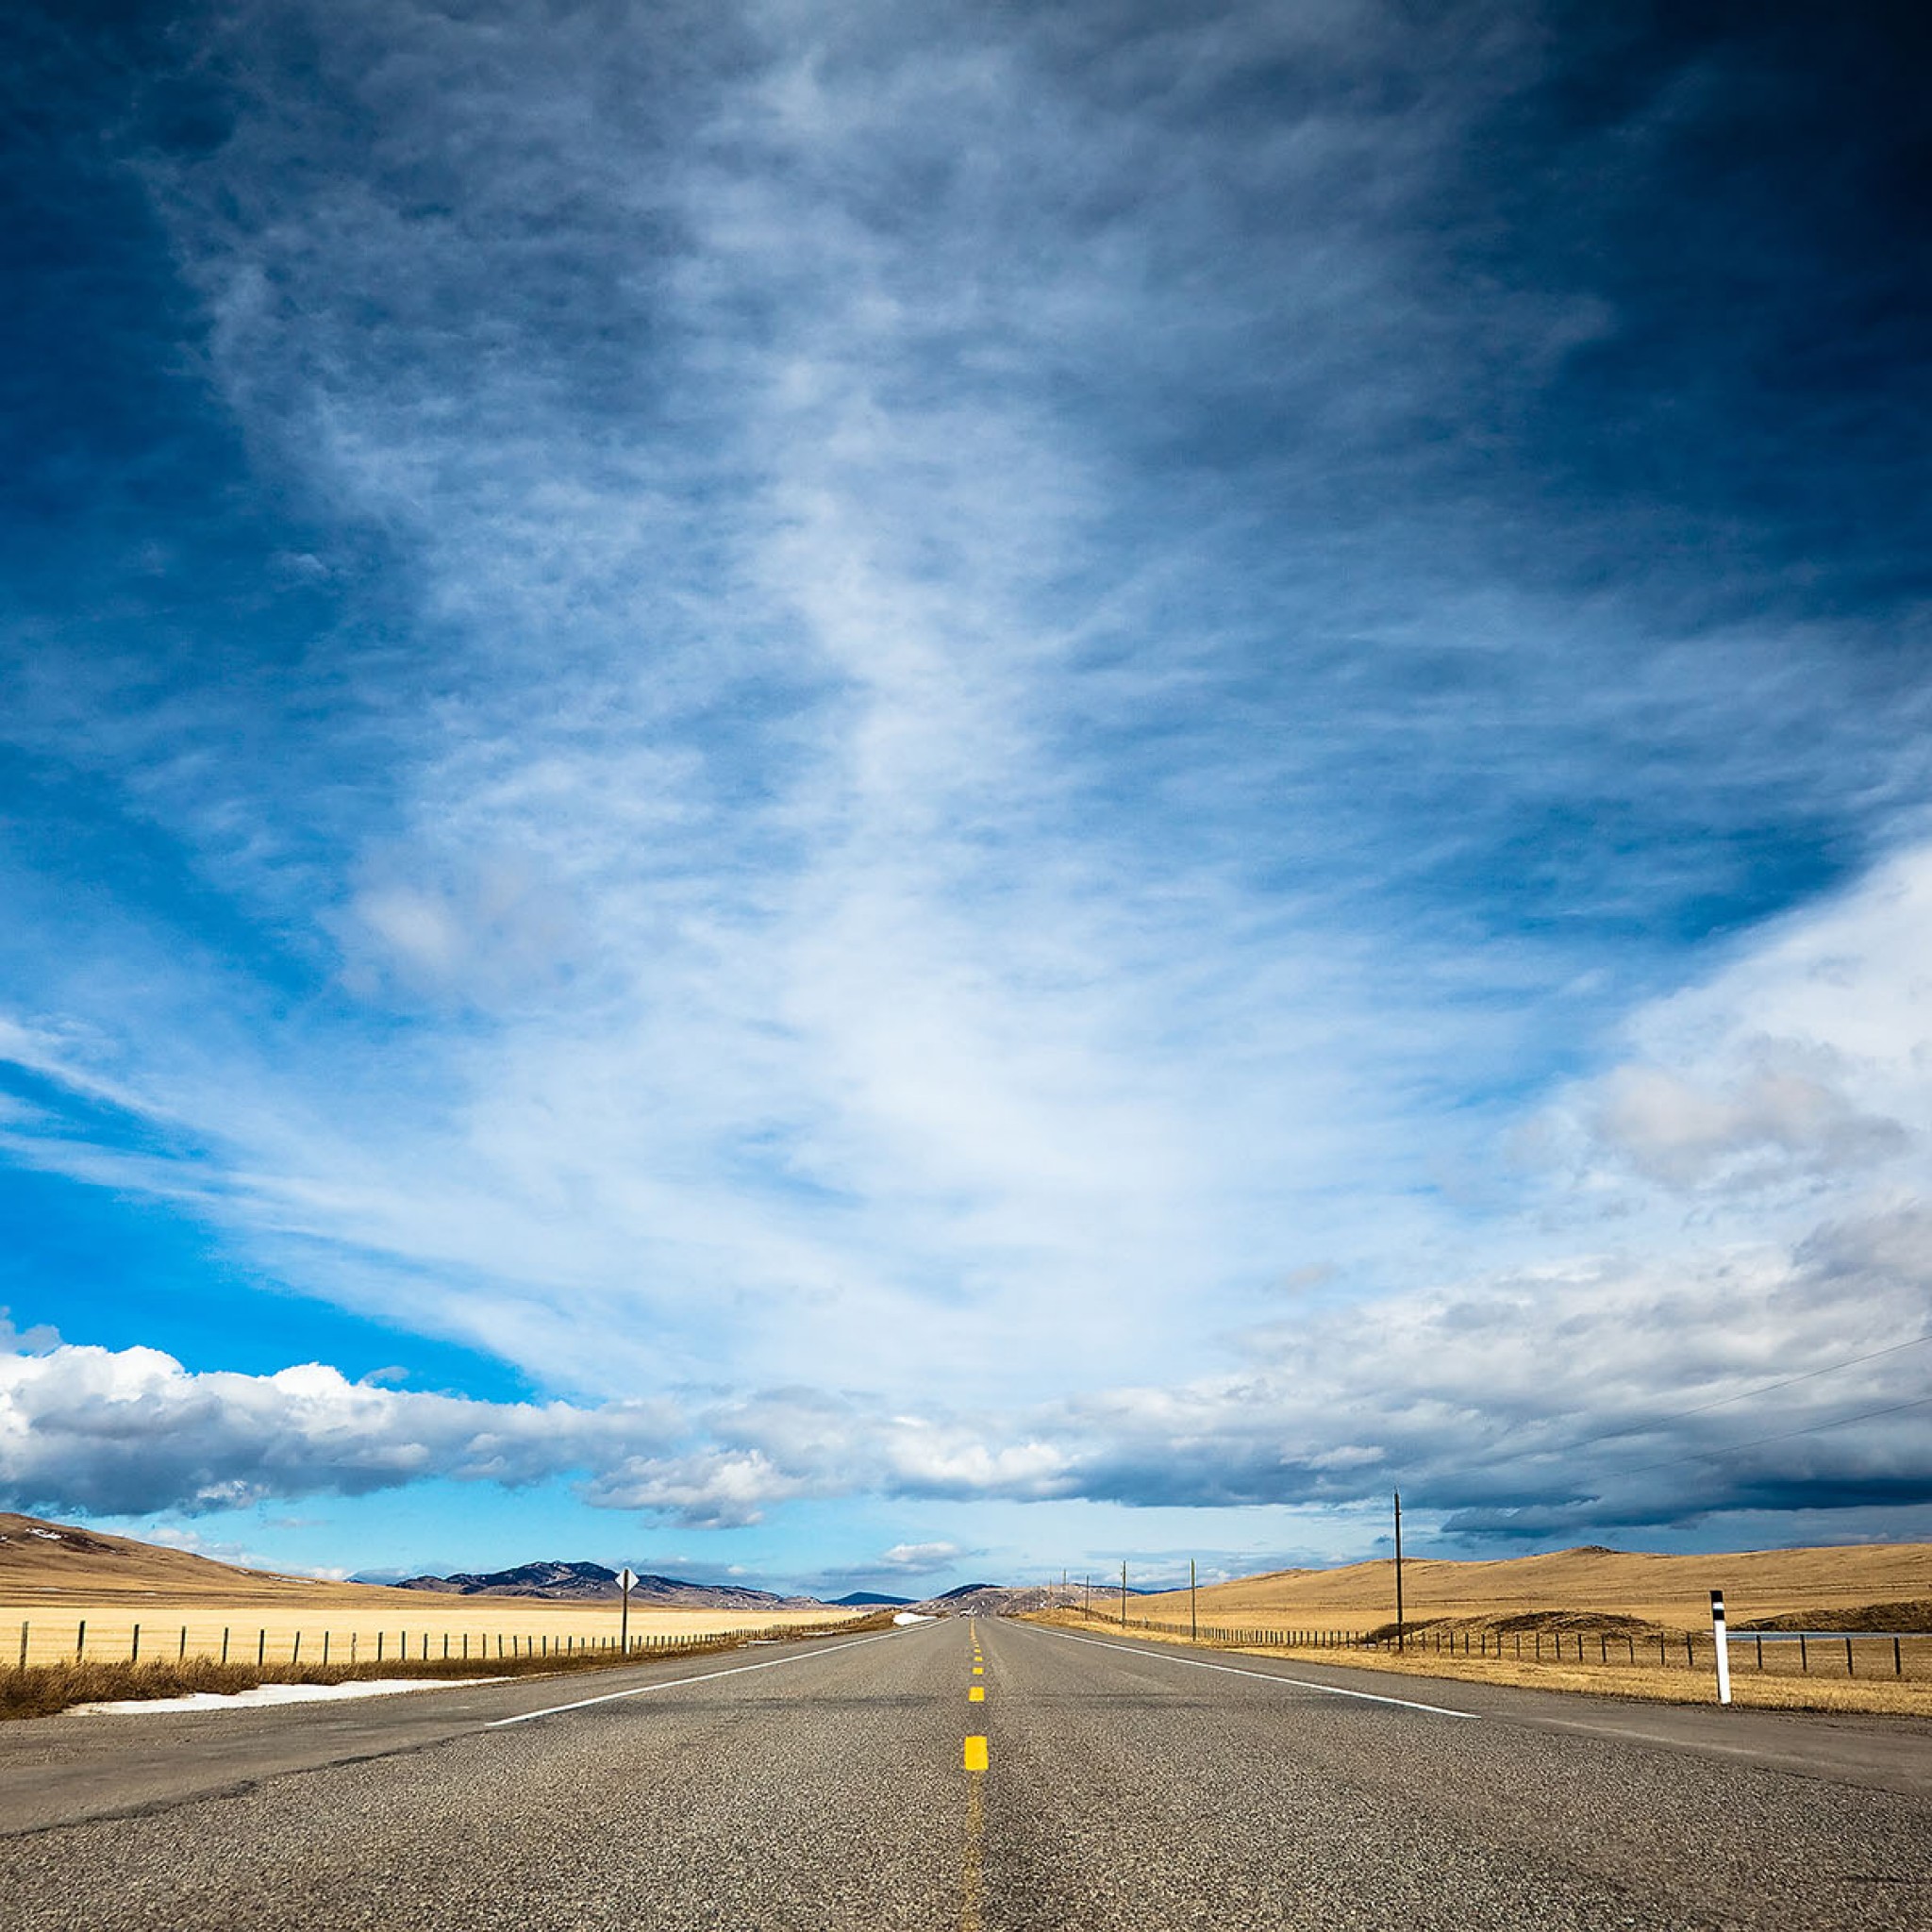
{"left": 1, "top": 1609, "right": 896, "bottom": 1721}
{"left": 0, "top": 1600, "right": 861, "bottom": 1669}
{"left": 0, "top": 1514, "right": 861, "bottom": 1668}
{"left": 1028, "top": 1604, "right": 1932, "bottom": 1718}
{"left": 1126, "top": 1541, "right": 1932, "bottom": 1635}
{"left": 1036, "top": 1541, "right": 1932, "bottom": 1719}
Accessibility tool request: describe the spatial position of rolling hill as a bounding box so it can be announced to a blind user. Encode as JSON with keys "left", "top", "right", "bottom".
{"left": 1126, "top": 1542, "right": 1932, "bottom": 1633}
{"left": 393, "top": 1560, "right": 816, "bottom": 1608}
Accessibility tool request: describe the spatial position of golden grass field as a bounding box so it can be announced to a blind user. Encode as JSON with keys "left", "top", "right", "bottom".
{"left": 0, "top": 1513, "right": 858, "bottom": 1668}
{"left": 3, "top": 1603, "right": 858, "bottom": 1668}
{"left": 1039, "top": 1541, "right": 1932, "bottom": 1717}
{"left": 1128, "top": 1541, "right": 1932, "bottom": 1633}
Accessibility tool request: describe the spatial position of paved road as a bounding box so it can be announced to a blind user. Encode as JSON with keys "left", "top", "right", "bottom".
{"left": 2, "top": 1617, "right": 1927, "bottom": 1929}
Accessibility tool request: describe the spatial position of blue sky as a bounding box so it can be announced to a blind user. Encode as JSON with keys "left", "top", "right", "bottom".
{"left": 2, "top": 1, "right": 1929, "bottom": 1596}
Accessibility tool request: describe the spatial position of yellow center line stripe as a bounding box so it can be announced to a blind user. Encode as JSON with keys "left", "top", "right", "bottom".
{"left": 964, "top": 1735, "right": 989, "bottom": 1772}
{"left": 969, "top": 1685, "right": 984, "bottom": 1701}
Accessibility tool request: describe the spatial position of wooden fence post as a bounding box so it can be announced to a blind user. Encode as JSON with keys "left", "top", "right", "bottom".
{"left": 76, "top": 1620, "right": 86, "bottom": 1660}
{"left": 131, "top": 1624, "right": 141, "bottom": 1662}
{"left": 16, "top": 1622, "right": 25, "bottom": 1672}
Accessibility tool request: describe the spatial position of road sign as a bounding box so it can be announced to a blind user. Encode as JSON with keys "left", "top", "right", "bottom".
{"left": 617, "top": 1568, "right": 637, "bottom": 1591}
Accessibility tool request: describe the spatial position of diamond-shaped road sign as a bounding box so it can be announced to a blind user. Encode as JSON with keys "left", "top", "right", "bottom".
{"left": 617, "top": 1568, "right": 637, "bottom": 1591}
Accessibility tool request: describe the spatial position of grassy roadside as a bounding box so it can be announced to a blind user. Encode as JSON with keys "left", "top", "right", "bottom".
{"left": 2, "top": 1611, "right": 895, "bottom": 1722}
{"left": 1024, "top": 1609, "right": 1932, "bottom": 1718}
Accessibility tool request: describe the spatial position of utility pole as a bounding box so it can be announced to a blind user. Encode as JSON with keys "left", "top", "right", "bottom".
{"left": 1120, "top": 1560, "right": 1128, "bottom": 1629}
{"left": 1392, "top": 1491, "right": 1404, "bottom": 1654}
{"left": 1191, "top": 1558, "right": 1198, "bottom": 1642}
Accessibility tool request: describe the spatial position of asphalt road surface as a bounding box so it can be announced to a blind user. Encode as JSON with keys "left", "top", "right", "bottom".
{"left": 3, "top": 1616, "right": 1928, "bottom": 1930}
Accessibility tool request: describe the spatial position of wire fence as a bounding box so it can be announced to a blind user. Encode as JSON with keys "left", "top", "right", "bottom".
{"left": 8, "top": 1618, "right": 824, "bottom": 1672}
{"left": 1076, "top": 1608, "right": 1931, "bottom": 1680}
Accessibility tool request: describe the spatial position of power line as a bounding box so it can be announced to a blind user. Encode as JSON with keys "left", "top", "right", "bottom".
{"left": 1405, "top": 1332, "right": 1932, "bottom": 1512}
{"left": 1601, "top": 1391, "right": 1932, "bottom": 1484}
{"left": 1538, "top": 1331, "right": 1932, "bottom": 1461}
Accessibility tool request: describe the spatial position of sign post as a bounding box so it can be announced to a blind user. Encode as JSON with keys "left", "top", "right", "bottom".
{"left": 618, "top": 1567, "right": 637, "bottom": 1656}
{"left": 1191, "top": 1558, "right": 1198, "bottom": 1643}
{"left": 1710, "top": 1589, "right": 1731, "bottom": 1706}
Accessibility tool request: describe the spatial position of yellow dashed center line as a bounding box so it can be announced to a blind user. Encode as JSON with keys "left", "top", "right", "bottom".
{"left": 961, "top": 1628, "right": 990, "bottom": 1929}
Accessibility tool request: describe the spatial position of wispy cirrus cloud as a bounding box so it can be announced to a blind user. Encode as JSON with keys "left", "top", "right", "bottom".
{"left": 0, "top": 2, "right": 1927, "bottom": 1568}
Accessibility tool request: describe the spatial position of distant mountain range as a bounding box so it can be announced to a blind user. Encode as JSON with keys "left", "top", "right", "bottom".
{"left": 390, "top": 1559, "right": 820, "bottom": 1608}
{"left": 0, "top": 1510, "right": 1091, "bottom": 1616}
{"left": 908, "top": 1581, "right": 1091, "bottom": 1616}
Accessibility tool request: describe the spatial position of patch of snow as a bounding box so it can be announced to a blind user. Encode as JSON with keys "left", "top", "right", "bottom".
{"left": 891, "top": 1612, "right": 935, "bottom": 1625}
{"left": 27, "top": 1529, "right": 61, "bottom": 1541}
{"left": 74, "top": 1677, "right": 491, "bottom": 1717}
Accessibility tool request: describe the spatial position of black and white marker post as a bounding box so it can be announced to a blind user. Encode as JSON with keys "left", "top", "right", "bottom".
{"left": 618, "top": 1566, "right": 637, "bottom": 1656}
{"left": 1710, "top": 1589, "right": 1731, "bottom": 1706}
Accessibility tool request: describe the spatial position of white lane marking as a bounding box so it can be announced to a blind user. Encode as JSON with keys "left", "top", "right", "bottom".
{"left": 1043, "top": 1628, "right": 1478, "bottom": 1721}
{"left": 488, "top": 1628, "right": 909, "bottom": 1727}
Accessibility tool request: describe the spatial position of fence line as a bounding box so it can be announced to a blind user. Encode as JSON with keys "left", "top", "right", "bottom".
{"left": 6, "top": 1616, "right": 852, "bottom": 1673}
{"left": 1072, "top": 1607, "right": 1924, "bottom": 1680}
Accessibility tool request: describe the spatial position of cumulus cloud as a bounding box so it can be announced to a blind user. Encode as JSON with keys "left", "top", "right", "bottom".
{"left": 0, "top": 1341, "right": 680, "bottom": 1517}
{"left": 8, "top": 1189, "right": 1927, "bottom": 1534}
{"left": 1590, "top": 1060, "right": 1908, "bottom": 1191}
{"left": 1554, "top": 842, "right": 1932, "bottom": 1199}
{"left": 874, "top": 1541, "right": 966, "bottom": 1574}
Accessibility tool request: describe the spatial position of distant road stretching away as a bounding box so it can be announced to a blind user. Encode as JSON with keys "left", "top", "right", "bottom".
{"left": 3, "top": 1618, "right": 1928, "bottom": 1929}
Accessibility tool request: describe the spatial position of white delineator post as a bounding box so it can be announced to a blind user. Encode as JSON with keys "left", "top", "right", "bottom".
{"left": 1710, "top": 1589, "right": 1731, "bottom": 1706}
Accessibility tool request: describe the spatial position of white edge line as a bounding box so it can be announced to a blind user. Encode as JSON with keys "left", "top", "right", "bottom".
{"left": 1045, "top": 1628, "right": 1479, "bottom": 1721}
{"left": 487, "top": 1628, "right": 908, "bottom": 1727}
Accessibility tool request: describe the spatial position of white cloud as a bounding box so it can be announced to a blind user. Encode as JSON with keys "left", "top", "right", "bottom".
{"left": 875, "top": 1541, "right": 965, "bottom": 1574}
{"left": 1552, "top": 842, "right": 1931, "bottom": 1201}
{"left": 1590, "top": 1059, "right": 1908, "bottom": 1191}
{"left": 0, "top": 1341, "right": 680, "bottom": 1517}
{"left": 1, "top": 1, "right": 1928, "bottom": 1561}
